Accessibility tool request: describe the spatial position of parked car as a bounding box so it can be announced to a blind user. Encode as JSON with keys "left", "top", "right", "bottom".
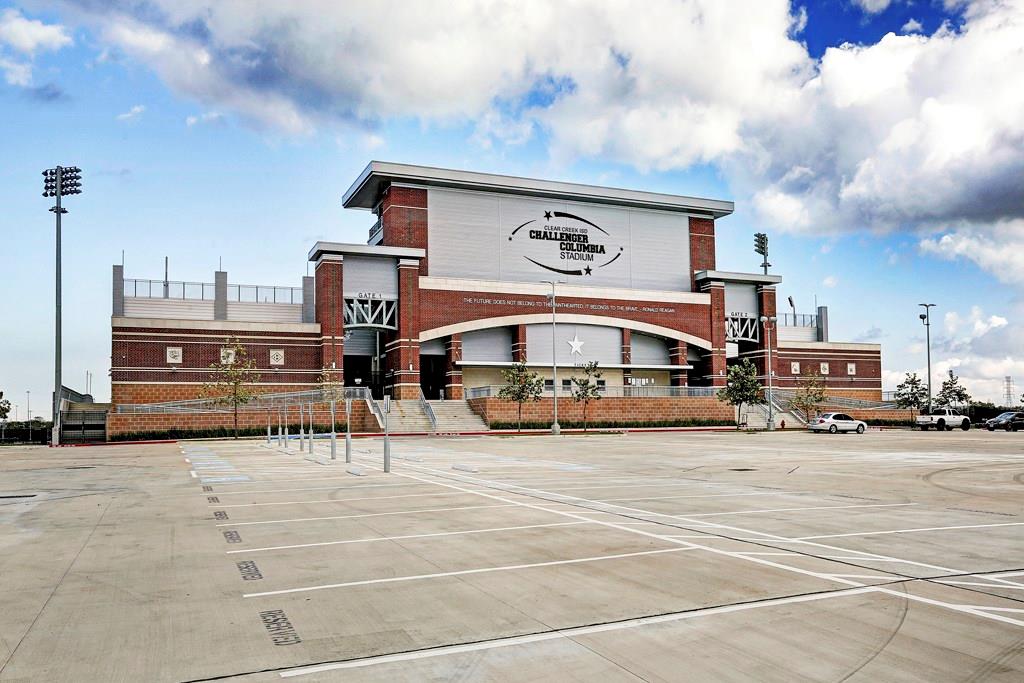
{"left": 916, "top": 408, "right": 971, "bottom": 431}
{"left": 808, "top": 413, "right": 867, "bottom": 434}
{"left": 986, "top": 412, "right": 1024, "bottom": 432}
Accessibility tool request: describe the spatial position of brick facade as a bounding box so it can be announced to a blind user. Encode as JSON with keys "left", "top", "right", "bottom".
{"left": 468, "top": 396, "right": 734, "bottom": 426}
{"left": 776, "top": 345, "right": 883, "bottom": 401}
{"left": 380, "top": 186, "right": 428, "bottom": 274}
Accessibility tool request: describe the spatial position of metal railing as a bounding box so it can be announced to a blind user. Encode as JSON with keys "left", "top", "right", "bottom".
{"left": 227, "top": 284, "right": 302, "bottom": 304}
{"left": 124, "top": 279, "right": 216, "bottom": 300}
{"left": 779, "top": 313, "right": 818, "bottom": 328}
{"left": 466, "top": 385, "right": 721, "bottom": 399}
{"left": 418, "top": 388, "right": 437, "bottom": 432}
{"left": 123, "top": 279, "right": 302, "bottom": 304}
{"left": 116, "top": 386, "right": 379, "bottom": 414}
{"left": 771, "top": 388, "right": 898, "bottom": 410}
{"left": 368, "top": 219, "right": 383, "bottom": 243}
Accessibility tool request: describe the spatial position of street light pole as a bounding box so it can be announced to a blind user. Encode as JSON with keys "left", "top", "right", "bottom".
{"left": 43, "top": 166, "right": 81, "bottom": 447}
{"left": 760, "top": 315, "right": 778, "bottom": 430}
{"left": 542, "top": 280, "right": 563, "bottom": 435}
{"left": 919, "top": 303, "right": 935, "bottom": 412}
{"left": 26, "top": 391, "right": 31, "bottom": 443}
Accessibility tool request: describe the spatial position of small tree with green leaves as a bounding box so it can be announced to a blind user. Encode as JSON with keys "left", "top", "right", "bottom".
{"left": 498, "top": 361, "right": 545, "bottom": 431}
{"left": 718, "top": 358, "right": 763, "bottom": 429}
{"left": 894, "top": 372, "right": 929, "bottom": 412}
{"left": 0, "top": 392, "right": 10, "bottom": 420}
{"left": 203, "top": 337, "right": 261, "bottom": 439}
{"left": 569, "top": 361, "right": 603, "bottom": 431}
{"left": 318, "top": 365, "right": 345, "bottom": 433}
{"left": 935, "top": 369, "right": 971, "bottom": 409}
{"left": 788, "top": 370, "right": 826, "bottom": 423}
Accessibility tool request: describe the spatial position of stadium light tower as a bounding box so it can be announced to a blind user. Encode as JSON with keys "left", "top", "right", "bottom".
{"left": 43, "top": 166, "right": 82, "bottom": 446}
{"left": 754, "top": 232, "right": 770, "bottom": 275}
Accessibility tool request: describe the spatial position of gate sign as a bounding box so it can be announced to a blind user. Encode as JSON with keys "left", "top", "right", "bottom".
{"left": 507, "top": 209, "right": 625, "bottom": 277}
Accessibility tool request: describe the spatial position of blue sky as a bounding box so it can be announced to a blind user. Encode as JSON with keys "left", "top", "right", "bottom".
{"left": 2, "top": 0, "right": 1023, "bottom": 417}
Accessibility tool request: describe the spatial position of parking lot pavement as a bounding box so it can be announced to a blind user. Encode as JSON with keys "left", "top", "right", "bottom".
{"left": 1, "top": 429, "right": 1023, "bottom": 681}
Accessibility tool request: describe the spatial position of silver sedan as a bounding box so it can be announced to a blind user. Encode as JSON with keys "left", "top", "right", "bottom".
{"left": 808, "top": 412, "right": 867, "bottom": 434}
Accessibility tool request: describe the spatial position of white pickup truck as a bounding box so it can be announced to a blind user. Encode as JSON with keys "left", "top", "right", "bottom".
{"left": 916, "top": 408, "right": 971, "bottom": 431}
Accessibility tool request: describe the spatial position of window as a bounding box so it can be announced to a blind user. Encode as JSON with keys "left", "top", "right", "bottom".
{"left": 166, "top": 347, "right": 182, "bottom": 364}
{"left": 820, "top": 362, "right": 830, "bottom": 375}
{"left": 847, "top": 362, "right": 856, "bottom": 376}
{"left": 791, "top": 362, "right": 800, "bottom": 375}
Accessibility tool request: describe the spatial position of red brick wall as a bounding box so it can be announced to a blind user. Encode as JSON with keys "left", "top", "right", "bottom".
{"left": 315, "top": 257, "right": 344, "bottom": 372}
{"left": 111, "top": 383, "right": 315, "bottom": 404}
{"left": 467, "top": 396, "right": 734, "bottom": 426}
{"left": 688, "top": 217, "right": 716, "bottom": 289}
{"left": 776, "top": 346, "right": 882, "bottom": 399}
{"left": 111, "top": 327, "right": 323, "bottom": 400}
{"left": 381, "top": 186, "right": 428, "bottom": 274}
{"left": 107, "top": 401, "right": 381, "bottom": 438}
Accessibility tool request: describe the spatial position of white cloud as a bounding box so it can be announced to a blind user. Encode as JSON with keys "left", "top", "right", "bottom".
{"left": 116, "top": 104, "right": 145, "bottom": 121}
{"left": 901, "top": 18, "right": 924, "bottom": 33}
{"left": 919, "top": 219, "right": 1024, "bottom": 285}
{"left": 51, "top": 0, "right": 1024, "bottom": 285}
{"left": 852, "top": 0, "right": 893, "bottom": 14}
{"left": 186, "top": 111, "right": 224, "bottom": 127}
{"left": 822, "top": 275, "right": 838, "bottom": 288}
{"left": 0, "top": 8, "right": 72, "bottom": 56}
{"left": 0, "top": 56, "right": 31, "bottom": 86}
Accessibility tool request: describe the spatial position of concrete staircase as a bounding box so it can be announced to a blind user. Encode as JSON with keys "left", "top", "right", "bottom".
{"left": 384, "top": 400, "right": 434, "bottom": 433}
{"left": 738, "top": 402, "right": 805, "bottom": 430}
{"left": 428, "top": 400, "right": 488, "bottom": 433}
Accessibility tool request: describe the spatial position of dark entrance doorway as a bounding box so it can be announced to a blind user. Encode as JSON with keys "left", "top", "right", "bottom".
{"left": 420, "top": 355, "right": 446, "bottom": 401}
{"left": 344, "top": 355, "right": 385, "bottom": 399}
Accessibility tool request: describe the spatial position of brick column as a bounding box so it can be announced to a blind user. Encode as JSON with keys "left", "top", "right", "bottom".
{"left": 669, "top": 340, "right": 688, "bottom": 386}
{"left": 315, "top": 255, "right": 344, "bottom": 376}
{"left": 621, "top": 328, "right": 632, "bottom": 387}
{"left": 445, "top": 334, "right": 463, "bottom": 400}
{"left": 380, "top": 186, "right": 429, "bottom": 275}
{"left": 512, "top": 324, "right": 527, "bottom": 362}
{"left": 688, "top": 217, "right": 716, "bottom": 290}
{"left": 387, "top": 258, "right": 421, "bottom": 398}
{"left": 701, "top": 281, "right": 728, "bottom": 386}
{"left": 757, "top": 285, "right": 779, "bottom": 385}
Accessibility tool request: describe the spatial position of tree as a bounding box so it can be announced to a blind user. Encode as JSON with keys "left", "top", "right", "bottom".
{"left": 717, "top": 359, "right": 763, "bottom": 429}
{"left": 0, "top": 392, "right": 10, "bottom": 420}
{"left": 788, "top": 370, "right": 826, "bottom": 422}
{"left": 498, "top": 361, "right": 545, "bottom": 431}
{"left": 569, "top": 361, "right": 603, "bottom": 431}
{"left": 318, "top": 365, "right": 345, "bottom": 433}
{"left": 935, "top": 369, "right": 971, "bottom": 408}
{"left": 202, "top": 337, "right": 261, "bottom": 439}
{"left": 894, "top": 372, "right": 929, "bottom": 411}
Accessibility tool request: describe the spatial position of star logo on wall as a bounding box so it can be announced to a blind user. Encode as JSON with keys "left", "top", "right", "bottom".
{"left": 544, "top": 210, "right": 552, "bottom": 220}
{"left": 567, "top": 333, "right": 585, "bottom": 356}
{"left": 583, "top": 266, "right": 592, "bottom": 275}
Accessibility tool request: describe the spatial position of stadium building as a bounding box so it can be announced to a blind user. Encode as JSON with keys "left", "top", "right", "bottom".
{"left": 104, "top": 162, "right": 883, "bottom": 438}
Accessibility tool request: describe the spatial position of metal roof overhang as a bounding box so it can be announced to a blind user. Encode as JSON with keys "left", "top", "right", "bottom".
{"left": 342, "top": 161, "right": 734, "bottom": 218}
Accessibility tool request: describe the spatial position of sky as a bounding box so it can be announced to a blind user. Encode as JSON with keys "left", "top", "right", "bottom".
{"left": 1, "top": 0, "right": 1023, "bottom": 419}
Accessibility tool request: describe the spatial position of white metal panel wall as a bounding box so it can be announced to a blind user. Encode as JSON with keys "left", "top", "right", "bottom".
{"left": 462, "top": 328, "right": 512, "bottom": 362}
{"left": 420, "top": 338, "right": 445, "bottom": 355}
{"left": 342, "top": 255, "right": 398, "bottom": 298}
{"left": 428, "top": 190, "right": 500, "bottom": 280}
{"left": 724, "top": 283, "right": 758, "bottom": 318}
{"left": 526, "top": 323, "right": 620, "bottom": 365}
{"left": 631, "top": 333, "right": 670, "bottom": 365}
{"left": 343, "top": 329, "right": 378, "bottom": 356}
{"left": 123, "top": 298, "right": 215, "bottom": 320}
{"left": 226, "top": 302, "right": 302, "bottom": 323}
{"left": 628, "top": 210, "right": 689, "bottom": 291}
{"left": 427, "top": 188, "right": 691, "bottom": 291}
{"left": 777, "top": 326, "right": 818, "bottom": 342}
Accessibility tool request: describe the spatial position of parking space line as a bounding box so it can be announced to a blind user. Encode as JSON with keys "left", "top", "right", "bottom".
{"left": 276, "top": 587, "right": 880, "bottom": 677}
{"left": 796, "top": 521, "right": 1024, "bottom": 541}
{"left": 216, "top": 503, "right": 520, "bottom": 527}
{"left": 601, "top": 491, "right": 792, "bottom": 502}
{"left": 226, "top": 521, "right": 595, "bottom": 554}
{"left": 245, "top": 547, "right": 696, "bottom": 597}
{"left": 684, "top": 503, "right": 916, "bottom": 517}
{"left": 215, "top": 490, "right": 477, "bottom": 508}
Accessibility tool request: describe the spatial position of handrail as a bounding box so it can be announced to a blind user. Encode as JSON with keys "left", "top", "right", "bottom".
{"left": 772, "top": 388, "right": 898, "bottom": 410}
{"left": 465, "top": 385, "right": 721, "bottom": 399}
{"left": 123, "top": 278, "right": 302, "bottom": 304}
{"left": 418, "top": 387, "right": 437, "bottom": 432}
{"left": 779, "top": 313, "right": 818, "bottom": 328}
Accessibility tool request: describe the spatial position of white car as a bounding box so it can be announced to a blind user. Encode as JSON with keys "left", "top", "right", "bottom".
{"left": 808, "top": 412, "right": 867, "bottom": 434}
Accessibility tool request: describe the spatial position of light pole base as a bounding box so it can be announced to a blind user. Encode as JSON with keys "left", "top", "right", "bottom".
{"left": 551, "top": 422, "right": 560, "bottom": 435}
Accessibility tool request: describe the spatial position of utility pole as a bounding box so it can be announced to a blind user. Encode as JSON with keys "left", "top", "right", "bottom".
{"left": 919, "top": 304, "right": 935, "bottom": 413}
{"left": 542, "top": 280, "right": 564, "bottom": 435}
{"left": 760, "top": 316, "right": 778, "bottom": 430}
{"left": 43, "top": 166, "right": 82, "bottom": 446}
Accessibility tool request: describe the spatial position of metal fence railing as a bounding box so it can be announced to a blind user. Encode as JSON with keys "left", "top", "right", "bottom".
{"left": 772, "top": 388, "right": 899, "bottom": 410}
{"left": 418, "top": 388, "right": 437, "bottom": 432}
{"left": 123, "top": 279, "right": 302, "bottom": 304}
{"left": 465, "top": 385, "right": 721, "bottom": 399}
{"left": 779, "top": 313, "right": 818, "bottom": 328}
{"left": 116, "top": 387, "right": 379, "bottom": 415}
